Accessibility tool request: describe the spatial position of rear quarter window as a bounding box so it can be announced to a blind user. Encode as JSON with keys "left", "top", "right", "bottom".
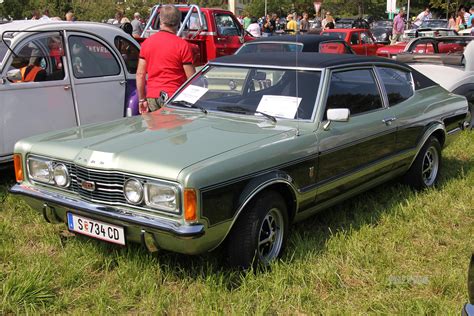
{"left": 376, "top": 67, "right": 414, "bottom": 106}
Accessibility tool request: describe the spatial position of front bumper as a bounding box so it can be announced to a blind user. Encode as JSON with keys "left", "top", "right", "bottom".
{"left": 10, "top": 184, "right": 208, "bottom": 254}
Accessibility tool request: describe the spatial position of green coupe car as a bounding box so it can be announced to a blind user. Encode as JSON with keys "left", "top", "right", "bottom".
{"left": 10, "top": 53, "right": 471, "bottom": 269}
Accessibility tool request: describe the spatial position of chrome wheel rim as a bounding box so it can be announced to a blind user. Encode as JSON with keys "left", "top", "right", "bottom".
{"left": 422, "top": 146, "right": 439, "bottom": 186}
{"left": 257, "top": 208, "right": 284, "bottom": 264}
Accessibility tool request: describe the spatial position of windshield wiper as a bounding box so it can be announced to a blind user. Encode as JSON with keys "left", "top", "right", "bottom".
{"left": 216, "top": 105, "right": 277, "bottom": 123}
{"left": 169, "top": 100, "right": 207, "bottom": 114}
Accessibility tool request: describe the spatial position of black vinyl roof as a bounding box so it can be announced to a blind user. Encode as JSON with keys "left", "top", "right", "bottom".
{"left": 245, "top": 34, "right": 344, "bottom": 52}
{"left": 210, "top": 52, "right": 405, "bottom": 69}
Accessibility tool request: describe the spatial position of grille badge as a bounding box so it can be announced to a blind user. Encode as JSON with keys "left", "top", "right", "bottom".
{"left": 80, "top": 179, "right": 96, "bottom": 192}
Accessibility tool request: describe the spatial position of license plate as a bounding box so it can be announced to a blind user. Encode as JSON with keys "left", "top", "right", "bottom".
{"left": 67, "top": 212, "right": 125, "bottom": 245}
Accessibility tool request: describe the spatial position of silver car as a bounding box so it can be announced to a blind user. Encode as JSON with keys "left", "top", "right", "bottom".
{"left": 0, "top": 20, "right": 140, "bottom": 164}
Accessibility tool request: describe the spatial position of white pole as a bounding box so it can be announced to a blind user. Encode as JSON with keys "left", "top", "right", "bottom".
{"left": 265, "top": 0, "right": 267, "bottom": 17}
{"left": 407, "top": 0, "right": 410, "bottom": 29}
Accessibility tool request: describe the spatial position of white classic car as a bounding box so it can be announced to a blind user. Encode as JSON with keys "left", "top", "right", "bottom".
{"left": 396, "top": 36, "right": 474, "bottom": 127}
{"left": 0, "top": 20, "right": 140, "bottom": 164}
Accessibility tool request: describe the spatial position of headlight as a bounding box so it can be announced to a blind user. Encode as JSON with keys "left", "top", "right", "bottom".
{"left": 53, "top": 163, "right": 70, "bottom": 187}
{"left": 27, "top": 158, "right": 53, "bottom": 184}
{"left": 144, "top": 182, "right": 179, "bottom": 213}
{"left": 124, "top": 179, "right": 144, "bottom": 205}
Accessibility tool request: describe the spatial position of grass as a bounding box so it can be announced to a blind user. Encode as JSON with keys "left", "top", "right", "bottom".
{"left": 0, "top": 131, "right": 473, "bottom": 314}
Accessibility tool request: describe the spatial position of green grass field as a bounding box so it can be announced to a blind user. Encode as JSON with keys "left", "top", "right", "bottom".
{"left": 1, "top": 131, "right": 473, "bottom": 314}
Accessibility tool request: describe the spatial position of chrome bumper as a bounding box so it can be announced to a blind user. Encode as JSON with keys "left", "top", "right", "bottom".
{"left": 9, "top": 184, "right": 204, "bottom": 238}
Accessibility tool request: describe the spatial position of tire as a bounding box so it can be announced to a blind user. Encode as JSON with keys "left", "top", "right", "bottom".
{"left": 404, "top": 136, "right": 442, "bottom": 190}
{"left": 227, "top": 190, "right": 289, "bottom": 270}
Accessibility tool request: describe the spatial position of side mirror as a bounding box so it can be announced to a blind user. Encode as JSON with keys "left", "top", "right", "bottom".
{"left": 6, "top": 69, "right": 22, "bottom": 82}
{"left": 324, "top": 108, "right": 350, "bottom": 130}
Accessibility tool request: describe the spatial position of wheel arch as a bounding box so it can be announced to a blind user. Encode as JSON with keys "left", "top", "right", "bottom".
{"left": 408, "top": 122, "right": 446, "bottom": 169}
{"left": 211, "top": 171, "right": 298, "bottom": 250}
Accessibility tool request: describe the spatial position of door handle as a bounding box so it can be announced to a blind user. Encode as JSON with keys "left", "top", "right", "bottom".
{"left": 64, "top": 85, "right": 70, "bottom": 90}
{"left": 217, "top": 37, "right": 225, "bottom": 42}
{"left": 382, "top": 117, "right": 397, "bottom": 125}
{"left": 119, "top": 81, "right": 126, "bottom": 85}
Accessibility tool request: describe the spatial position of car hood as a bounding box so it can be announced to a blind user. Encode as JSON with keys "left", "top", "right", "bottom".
{"left": 410, "top": 64, "right": 469, "bottom": 91}
{"left": 25, "top": 108, "right": 293, "bottom": 181}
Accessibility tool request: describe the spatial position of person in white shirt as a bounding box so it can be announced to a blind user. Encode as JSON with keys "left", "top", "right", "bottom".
{"left": 39, "top": 8, "right": 50, "bottom": 20}
{"left": 246, "top": 17, "right": 261, "bottom": 37}
{"left": 413, "top": 7, "right": 430, "bottom": 28}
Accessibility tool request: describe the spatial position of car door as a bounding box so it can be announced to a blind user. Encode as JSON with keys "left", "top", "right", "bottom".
{"left": 67, "top": 33, "right": 126, "bottom": 125}
{"left": 348, "top": 31, "right": 365, "bottom": 55}
{"left": 360, "top": 31, "right": 377, "bottom": 55}
{"left": 0, "top": 32, "right": 76, "bottom": 162}
{"left": 213, "top": 12, "right": 244, "bottom": 57}
{"left": 315, "top": 68, "right": 397, "bottom": 204}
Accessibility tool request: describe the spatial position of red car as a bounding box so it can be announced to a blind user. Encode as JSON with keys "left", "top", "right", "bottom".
{"left": 321, "top": 28, "right": 384, "bottom": 55}
{"left": 140, "top": 4, "right": 254, "bottom": 66}
{"left": 376, "top": 28, "right": 459, "bottom": 58}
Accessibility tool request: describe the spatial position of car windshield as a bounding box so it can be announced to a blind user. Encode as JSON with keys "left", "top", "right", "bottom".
{"left": 322, "top": 32, "right": 345, "bottom": 39}
{"left": 237, "top": 43, "right": 303, "bottom": 54}
{"left": 420, "top": 20, "right": 447, "bottom": 28}
{"left": 169, "top": 65, "right": 322, "bottom": 120}
{"left": 0, "top": 39, "right": 10, "bottom": 65}
{"left": 372, "top": 20, "right": 392, "bottom": 28}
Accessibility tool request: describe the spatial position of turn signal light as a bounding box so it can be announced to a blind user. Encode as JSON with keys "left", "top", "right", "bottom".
{"left": 184, "top": 188, "right": 197, "bottom": 221}
{"left": 13, "top": 154, "right": 23, "bottom": 182}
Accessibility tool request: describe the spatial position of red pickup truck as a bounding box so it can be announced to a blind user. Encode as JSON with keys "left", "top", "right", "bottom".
{"left": 140, "top": 4, "right": 254, "bottom": 66}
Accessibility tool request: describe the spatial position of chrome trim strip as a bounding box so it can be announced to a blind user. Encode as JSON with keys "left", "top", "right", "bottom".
{"left": 10, "top": 184, "right": 204, "bottom": 237}
{"left": 447, "top": 127, "right": 461, "bottom": 135}
{"left": 207, "top": 62, "right": 325, "bottom": 72}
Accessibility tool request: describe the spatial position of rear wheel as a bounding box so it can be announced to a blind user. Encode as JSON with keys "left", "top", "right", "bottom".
{"left": 227, "top": 191, "right": 288, "bottom": 269}
{"left": 404, "top": 136, "right": 442, "bottom": 190}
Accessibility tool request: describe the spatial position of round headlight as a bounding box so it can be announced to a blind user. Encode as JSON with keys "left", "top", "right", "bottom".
{"left": 124, "top": 179, "right": 143, "bottom": 205}
{"left": 53, "top": 163, "right": 69, "bottom": 187}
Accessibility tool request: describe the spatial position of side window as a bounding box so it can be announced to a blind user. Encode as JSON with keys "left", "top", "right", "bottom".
{"left": 350, "top": 32, "right": 359, "bottom": 45}
{"left": 9, "top": 33, "right": 65, "bottom": 83}
{"left": 69, "top": 36, "right": 120, "bottom": 79}
{"left": 185, "top": 12, "right": 208, "bottom": 30}
{"left": 360, "top": 32, "right": 373, "bottom": 44}
{"left": 114, "top": 36, "right": 139, "bottom": 74}
{"left": 215, "top": 14, "right": 241, "bottom": 36}
{"left": 377, "top": 67, "right": 414, "bottom": 106}
{"left": 325, "top": 69, "right": 383, "bottom": 116}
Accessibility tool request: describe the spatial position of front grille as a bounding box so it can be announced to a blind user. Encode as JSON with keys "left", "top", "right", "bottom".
{"left": 67, "top": 164, "right": 128, "bottom": 204}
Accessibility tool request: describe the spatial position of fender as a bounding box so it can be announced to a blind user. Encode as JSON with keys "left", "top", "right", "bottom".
{"left": 408, "top": 122, "right": 446, "bottom": 169}
{"left": 208, "top": 170, "right": 299, "bottom": 250}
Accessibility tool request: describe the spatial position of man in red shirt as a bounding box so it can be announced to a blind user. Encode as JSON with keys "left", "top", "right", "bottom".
{"left": 137, "top": 5, "right": 195, "bottom": 113}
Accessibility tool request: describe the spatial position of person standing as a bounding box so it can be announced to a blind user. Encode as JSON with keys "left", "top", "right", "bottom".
{"left": 131, "top": 12, "right": 144, "bottom": 38}
{"left": 286, "top": 14, "right": 297, "bottom": 33}
{"left": 247, "top": 17, "right": 262, "bottom": 37}
{"left": 467, "top": 7, "right": 474, "bottom": 28}
{"left": 136, "top": 5, "right": 196, "bottom": 113}
{"left": 65, "top": 11, "right": 74, "bottom": 21}
{"left": 243, "top": 12, "right": 251, "bottom": 30}
{"left": 39, "top": 9, "right": 50, "bottom": 20}
{"left": 262, "top": 14, "right": 273, "bottom": 37}
{"left": 413, "top": 7, "right": 430, "bottom": 29}
{"left": 322, "top": 11, "right": 334, "bottom": 30}
{"left": 300, "top": 12, "right": 310, "bottom": 33}
{"left": 455, "top": 10, "right": 466, "bottom": 32}
{"left": 391, "top": 9, "right": 405, "bottom": 44}
{"left": 448, "top": 13, "right": 456, "bottom": 29}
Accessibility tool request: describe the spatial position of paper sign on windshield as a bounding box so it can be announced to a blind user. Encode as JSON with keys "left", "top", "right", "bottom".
{"left": 256, "top": 95, "right": 302, "bottom": 119}
{"left": 174, "top": 85, "right": 208, "bottom": 104}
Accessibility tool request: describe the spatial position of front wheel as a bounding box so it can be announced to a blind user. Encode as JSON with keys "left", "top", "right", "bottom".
{"left": 404, "top": 136, "right": 442, "bottom": 190}
{"left": 227, "top": 191, "right": 289, "bottom": 269}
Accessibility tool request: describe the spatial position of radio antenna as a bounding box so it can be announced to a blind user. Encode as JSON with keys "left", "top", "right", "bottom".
{"left": 295, "top": 32, "right": 300, "bottom": 137}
